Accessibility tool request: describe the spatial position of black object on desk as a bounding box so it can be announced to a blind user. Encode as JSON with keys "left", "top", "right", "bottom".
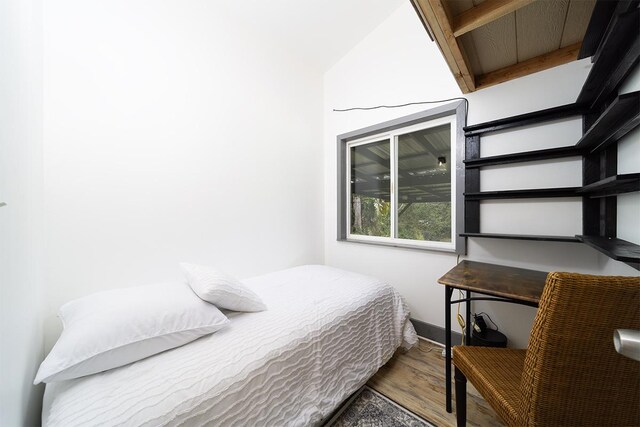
{"left": 471, "top": 328, "right": 507, "bottom": 348}
{"left": 437, "top": 260, "right": 548, "bottom": 413}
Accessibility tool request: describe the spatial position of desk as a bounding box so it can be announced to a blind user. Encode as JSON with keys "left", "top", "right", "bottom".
{"left": 437, "top": 260, "right": 548, "bottom": 413}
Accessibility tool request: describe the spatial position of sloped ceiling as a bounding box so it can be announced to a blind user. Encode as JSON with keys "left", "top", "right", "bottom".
{"left": 411, "top": 0, "right": 596, "bottom": 92}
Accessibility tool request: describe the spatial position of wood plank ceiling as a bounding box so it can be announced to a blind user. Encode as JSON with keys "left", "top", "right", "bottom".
{"left": 411, "top": 0, "right": 596, "bottom": 92}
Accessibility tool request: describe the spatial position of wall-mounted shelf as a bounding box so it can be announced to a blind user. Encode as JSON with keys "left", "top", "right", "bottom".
{"left": 577, "top": 5, "right": 640, "bottom": 108}
{"left": 577, "top": 173, "right": 640, "bottom": 198}
{"left": 461, "top": 233, "right": 581, "bottom": 243}
{"left": 461, "top": 3, "right": 640, "bottom": 270}
{"left": 464, "top": 176, "right": 639, "bottom": 201}
{"left": 463, "top": 146, "right": 581, "bottom": 168}
{"left": 463, "top": 104, "right": 585, "bottom": 137}
{"left": 464, "top": 188, "right": 580, "bottom": 200}
{"left": 577, "top": 235, "right": 640, "bottom": 267}
{"left": 575, "top": 91, "right": 640, "bottom": 153}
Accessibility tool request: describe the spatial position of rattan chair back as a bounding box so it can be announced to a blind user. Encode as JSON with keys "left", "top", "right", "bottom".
{"left": 518, "top": 272, "right": 640, "bottom": 426}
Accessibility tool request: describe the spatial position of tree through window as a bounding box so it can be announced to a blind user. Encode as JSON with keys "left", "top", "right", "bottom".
{"left": 338, "top": 102, "right": 464, "bottom": 253}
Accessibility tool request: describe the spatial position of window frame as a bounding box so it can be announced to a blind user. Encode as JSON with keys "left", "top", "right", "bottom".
{"left": 337, "top": 101, "right": 466, "bottom": 254}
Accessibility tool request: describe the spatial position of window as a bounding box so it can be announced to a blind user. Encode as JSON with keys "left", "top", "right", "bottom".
{"left": 337, "top": 102, "right": 465, "bottom": 253}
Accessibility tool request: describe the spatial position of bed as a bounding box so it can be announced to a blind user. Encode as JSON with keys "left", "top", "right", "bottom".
{"left": 42, "top": 265, "right": 418, "bottom": 426}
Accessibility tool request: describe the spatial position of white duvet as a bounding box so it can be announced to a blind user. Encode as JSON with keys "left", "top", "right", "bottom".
{"left": 42, "top": 265, "right": 417, "bottom": 426}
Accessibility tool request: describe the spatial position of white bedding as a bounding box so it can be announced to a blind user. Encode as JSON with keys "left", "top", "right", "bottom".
{"left": 42, "top": 265, "right": 418, "bottom": 426}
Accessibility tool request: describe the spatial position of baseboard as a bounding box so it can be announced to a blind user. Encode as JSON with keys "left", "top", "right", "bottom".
{"left": 410, "top": 318, "right": 462, "bottom": 346}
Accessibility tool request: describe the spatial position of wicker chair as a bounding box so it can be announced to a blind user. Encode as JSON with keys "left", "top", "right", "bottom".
{"left": 453, "top": 272, "right": 640, "bottom": 427}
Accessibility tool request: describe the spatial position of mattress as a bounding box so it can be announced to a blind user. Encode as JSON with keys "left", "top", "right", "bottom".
{"left": 42, "top": 265, "right": 418, "bottom": 426}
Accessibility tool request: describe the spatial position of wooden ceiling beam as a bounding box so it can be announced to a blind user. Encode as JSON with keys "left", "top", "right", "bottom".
{"left": 475, "top": 42, "right": 581, "bottom": 90}
{"left": 452, "top": 0, "right": 537, "bottom": 37}
{"left": 413, "top": 0, "right": 476, "bottom": 93}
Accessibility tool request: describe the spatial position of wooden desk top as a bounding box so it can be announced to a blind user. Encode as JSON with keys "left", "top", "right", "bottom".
{"left": 437, "top": 260, "right": 548, "bottom": 304}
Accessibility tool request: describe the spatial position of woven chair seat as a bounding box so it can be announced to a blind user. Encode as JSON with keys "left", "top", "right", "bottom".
{"left": 453, "top": 346, "right": 525, "bottom": 425}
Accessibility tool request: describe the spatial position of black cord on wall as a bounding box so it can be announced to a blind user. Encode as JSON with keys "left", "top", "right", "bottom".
{"left": 333, "top": 97, "right": 469, "bottom": 125}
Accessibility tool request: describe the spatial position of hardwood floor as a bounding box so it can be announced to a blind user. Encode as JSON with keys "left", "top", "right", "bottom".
{"left": 367, "top": 338, "right": 504, "bottom": 427}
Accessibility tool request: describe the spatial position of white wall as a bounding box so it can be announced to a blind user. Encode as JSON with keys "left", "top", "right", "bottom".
{"left": 0, "top": 0, "right": 45, "bottom": 425}
{"left": 617, "top": 64, "right": 640, "bottom": 245}
{"left": 42, "top": 0, "right": 324, "bottom": 349}
{"left": 324, "top": 2, "right": 639, "bottom": 348}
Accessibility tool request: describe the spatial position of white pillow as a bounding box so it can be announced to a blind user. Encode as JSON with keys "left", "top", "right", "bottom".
{"left": 180, "top": 262, "right": 267, "bottom": 312}
{"left": 34, "top": 282, "right": 229, "bottom": 384}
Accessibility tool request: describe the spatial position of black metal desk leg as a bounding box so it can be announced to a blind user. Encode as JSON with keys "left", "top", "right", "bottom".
{"left": 455, "top": 366, "right": 468, "bottom": 427}
{"left": 445, "top": 285, "right": 453, "bottom": 413}
{"left": 465, "top": 290, "right": 472, "bottom": 346}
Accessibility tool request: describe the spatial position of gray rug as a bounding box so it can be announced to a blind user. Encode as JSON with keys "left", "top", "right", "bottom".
{"left": 325, "top": 386, "right": 436, "bottom": 427}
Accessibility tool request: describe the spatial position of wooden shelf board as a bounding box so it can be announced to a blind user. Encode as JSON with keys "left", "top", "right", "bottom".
{"left": 458, "top": 7, "right": 639, "bottom": 269}
{"left": 578, "top": 0, "right": 619, "bottom": 60}
{"left": 463, "top": 103, "right": 584, "bottom": 137}
{"left": 575, "top": 91, "right": 640, "bottom": 153}
{"left": 464, "top": 187, "right": 579, "bottom": 200}
{"left": 461, "top": 233, "right": 580, "bottom": 243}
{"left": 577, "top": 7, "right": 640, "bottom": 108}
{"left": 464, "top": 146, "right": 581, "bottom": 168}
{"left": 578, "top": 173, "right": 640, "bottom": 197}
{"left": 576, "top": 235, "right": 640, "bottom": 265}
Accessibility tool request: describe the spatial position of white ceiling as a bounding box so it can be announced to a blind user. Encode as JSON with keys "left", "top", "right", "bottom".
{"left": 218, "top": 0, "right": 406, "bottom": 71}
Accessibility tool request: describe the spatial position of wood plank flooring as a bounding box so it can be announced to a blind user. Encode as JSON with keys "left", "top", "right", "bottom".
{"left": 367, "top": 338, "right": 504, "bottom": 427}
